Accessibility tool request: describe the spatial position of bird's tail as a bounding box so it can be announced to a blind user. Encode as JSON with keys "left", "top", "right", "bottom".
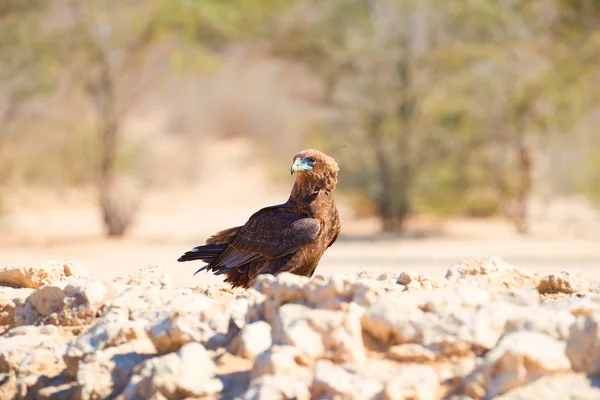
{"left": 177, "top": 244, "right": 226, "bottom": 263}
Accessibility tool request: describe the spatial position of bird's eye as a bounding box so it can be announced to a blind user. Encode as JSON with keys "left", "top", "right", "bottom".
{"left": 308, "top": 157, "right": 316, "bottom": 163}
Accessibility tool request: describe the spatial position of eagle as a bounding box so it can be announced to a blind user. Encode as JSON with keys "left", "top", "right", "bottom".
{"left": 178, "top": 149, "right": 341, "bottom": 288}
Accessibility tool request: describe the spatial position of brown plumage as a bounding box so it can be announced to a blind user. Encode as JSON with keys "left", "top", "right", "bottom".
{"left": 178, "top": 149, "right": 341, "bottom": 288}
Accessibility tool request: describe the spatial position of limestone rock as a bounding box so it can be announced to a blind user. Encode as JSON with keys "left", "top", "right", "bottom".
{"left": 105, "top": 286, "right": 218, "bottom": 328}
{"left": 0, "top": 373, "right": 19, "bottom": 400}
{"left": 242, "top": 375, "right": 310, "bottom": 400}
{"left": 118, "top": 342, "right": 222, "bottom": 400}
{"left": 1, "top": 260, "right": 597, "bottom": 400}
{"left": 59, "top": 279, "right": 117, "bottom": 325}
{"left": 0, "top": 262, "right": 86, "bottom": 289}
{"left": 462, "top": 331, "right": 571, "bottom": 398}
{"left": 14, "top": 278, "right": 118, "bottom": 327}
{"left": 361, "top": 292, "right": 425, "bottom": 344}
{"left": 147, "top": 309, "right": 222, "bottom": 354}
{"left": 566, "top": 312, "right": 600, "bottom": 375}
{"left": 253, "top": 273, "right": 310, "bottom": 308}
{"left": 351, "top": 280, "right": 386, "bottom": 307}
{"left": 252, "top": 345, "right": 311, "bottom": 379}
{"left": 255, "top": 272, "right": 391, "bottom": 319}
{"left": 311, "top": 359, "right": 383, "bottom": 400}
{"left": 362, "top": 288, "right": 511, "bottom": 355}
{"left": 446, "top": 257, "right": 536, "bottom": 289}
{"left": 387, "top": 343, "right": 436, "bottom": 362}
{"left": 29, "top": 285, "right": 66, "bottom": 316}
{"left": 0, "top": 325, "right": 66, "bottom": 377}
{"left": 0, "top": 287, "right": 33, "bottom": 326}
{"left": 505, "top": 306, "right": 575, "bottom": 340}
{"left": 75, "top": 341, "right": 155, "bottom": 400}
{"left": 230, "top": 320, "right": 272, "bottom": 360}
{"left": 538, "top": 272, "right": 591, "bottom": 295}
{"left": 495, "top": 374, "right": 600, "bottom": 400}
{"left": 64, "top": 320, "right": 149, "bottom": 377}
{"left": 398, "top": 271, "right": 445, "bottom": 291}
{"left": 113, "top": 265, "right": 172, "bottom": 289}
{"left": 383, "top": 365, "right": 439, "bottom": 400}
{"left": 542, "top": 295, "right": 600, "bottom": 317}
{"left": 273, "top": 303, "right": 365, "bottom": 362}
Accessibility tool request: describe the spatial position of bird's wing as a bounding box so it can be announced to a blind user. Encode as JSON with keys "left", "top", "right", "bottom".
{"left": 206, "top": 207, "right": 320, "bottom": 273}
{"left": 205, "top": 226, "right": 243, "bottom": 245}
{"left": 327, "top": 208, "right": 341, "bottom": 248}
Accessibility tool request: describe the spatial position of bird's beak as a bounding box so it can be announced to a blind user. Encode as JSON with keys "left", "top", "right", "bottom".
{"left": 290, "top": 158, "right": 314, "bottom": 175}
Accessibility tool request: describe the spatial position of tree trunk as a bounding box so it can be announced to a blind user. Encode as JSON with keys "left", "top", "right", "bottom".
{"left": 367, "top": 113, "right": 408, "bottom": 232}
{"left": 389, "top": 54, "right": 414, "bottom": 233}
{"left": 90, "top": 65, "right": 136, "bottom": 237}
{"left": 513, "top": 133, "right": 532, "bottom": 235}
{"left": 98, "top": 118, "right": 131, "bottom": 237}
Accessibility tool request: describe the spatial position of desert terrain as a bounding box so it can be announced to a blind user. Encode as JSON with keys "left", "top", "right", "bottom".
{"left": 1, "top": 140, "right": 600, "bottom": 287}
{"left": 2, "top": 141, "right": 600, "bottom": 399}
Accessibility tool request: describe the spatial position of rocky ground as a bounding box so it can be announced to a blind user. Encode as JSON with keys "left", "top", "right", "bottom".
{"left": 1, "top": 257, "right": 600, "bottom": 400}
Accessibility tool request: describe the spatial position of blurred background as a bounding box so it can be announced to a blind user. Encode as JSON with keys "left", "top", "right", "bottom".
{"left": 1, "top": 0, "right": 600, "bottom": 286}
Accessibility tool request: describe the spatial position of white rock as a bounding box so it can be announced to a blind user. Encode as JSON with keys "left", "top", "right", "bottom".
{"left": 352, "top": 280, "right": 386, "bottom": 307}
{"left": 118, "top": 342, "right": 222, "bottom": 400}
{"left": 566, "top": 312, "right": 600, "bottom": 375}
{"left": 113, "top": 265, "right": 172, "bottom": 289}
{"left": 252, "top": 345, "right": 311, "bottom": 379}
{"left": 148, "top": 310, "right": 219, "bottom": 354}
{"left": 505, "top": 306, "right": 575, "bottom": 340}
{"left": 64, "top": 320, "right": 149, "bottom": 377}
{"left": 0, "top": 373, "right": 19, "bottom": 399}
{"left": 537, "top": 271, "right": 591, "bottom": 295}
{"left": 253, "top": 273, "right": 309, "bottom": 308}
{"left": 231, "top": 320, "right": 272, "bottom": 360}
{"left": 273, "top": 303, "right": 365, "bottom": 362}
{"left": 362, "top": 289, "right": 510, "bottom": 355}
{"left": 311, "top": 359, "right": 383, "bottom": 400}
{"left": 419, "top": 303, "right": 513, "bottom": 355}
{"left": 76, "top": 341, "right": 156, "bottom": 400}
{"left": 29, "top": 286, "right": 66, "bottom": 316}
{"left": 543, "top": 296, "right": 600, "bottom": 317}
{"left": 463, "top": 331, "right": 571, "bottom": 398}
{"left": 16, "top": 278, "right": 116, "bottom": 327}
{"left": 0, "top": 262, "right": 86, "bottom": 289}
{"left": 0, "top": 325, "right": 66, "bottom": 377}
{"left": 361, "top": 293, "right": 425, "bottom": 344}
{"left": 495, "top": 374, "right": 600, "bottom": 400}
{"left": 0, "top": 287, "right": 33, "bottom": 326}
{"left": 383, "top": 365, "right": 439, "bottom": 400}
{"left": 446, "top": 257, "right": 535, "bottom": 289}
{"left": 242, "top": 375, "right": 310, "bottom": 400}
{"left": 387, "top": 344, "right": 436, "bottom": 362}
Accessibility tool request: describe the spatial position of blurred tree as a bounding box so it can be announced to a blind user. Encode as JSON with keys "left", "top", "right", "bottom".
{"left": 57, "top": 0, "right": 294, "bottom": 236}
{"left": 466, "top": 0, "right": 600, "bottom": 234}
{"left": 551, "top": 0, "right": 600, "bottom": 207}
{"left": 273, "top": 0, "right": 468, "bottom": 231}
{"left": 274, "top": 0, "right": 600, "bottom": 234}
{"left": 0, "top": 0, "right": 56, "bottom": 164}
{"left": 275, "top": 0, "right": 490, "bottom": 231}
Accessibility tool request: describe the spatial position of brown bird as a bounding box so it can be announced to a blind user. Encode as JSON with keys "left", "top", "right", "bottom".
{"left": 178, "top": 149, "right": 341, "bottom": 288}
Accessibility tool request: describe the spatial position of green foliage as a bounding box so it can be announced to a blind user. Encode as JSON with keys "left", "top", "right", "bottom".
{"left": 274, "top": 0, "right": 600, "bottom": 232}
{"left": 2, "top": 0, "right": 600, "bottom": 232}
{"left": 0, "top": 0, "right": 58, "bottom": 128}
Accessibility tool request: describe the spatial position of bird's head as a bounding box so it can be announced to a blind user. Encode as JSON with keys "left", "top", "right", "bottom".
{"left": 290, "top": 149, "right": 339, "bottom": 191}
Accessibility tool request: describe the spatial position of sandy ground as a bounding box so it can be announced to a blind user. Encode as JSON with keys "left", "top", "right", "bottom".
{"left": 2, "top": 139, "right": 600, "bottom": 287}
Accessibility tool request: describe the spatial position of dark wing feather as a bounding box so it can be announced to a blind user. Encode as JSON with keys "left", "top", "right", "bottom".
{"left": 205, "top": 208, "right": 320, "bottom": 275}
{"left": 206, "top": 226, "right": 243, "bottom": 245}
{"left": 178, "top": 244, "right": 226, "bottom": 263}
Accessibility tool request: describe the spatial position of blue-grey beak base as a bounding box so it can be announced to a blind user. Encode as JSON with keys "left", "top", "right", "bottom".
{"left": 290, "top": 158, "right": 314, "bottom": 175}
